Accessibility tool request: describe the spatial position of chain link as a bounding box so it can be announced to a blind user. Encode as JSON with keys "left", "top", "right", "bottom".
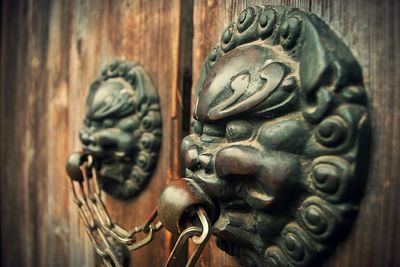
{"left": 164, "top": 208, "right": 211, "bottom": 267}
{"left": 70, "top": 155, "right": 163, "bottom": 266}
{"left": 68, "top": 154, "right": 210, "bottom": 267}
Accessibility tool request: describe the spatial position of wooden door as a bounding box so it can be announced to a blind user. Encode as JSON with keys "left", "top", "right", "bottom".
{"left": 1, "top": 1, "right": 399, "bottom": 267}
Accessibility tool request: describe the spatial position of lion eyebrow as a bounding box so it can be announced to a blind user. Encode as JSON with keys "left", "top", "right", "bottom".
{"left": 89, "top": 90, "right": 135, "bottom": 119}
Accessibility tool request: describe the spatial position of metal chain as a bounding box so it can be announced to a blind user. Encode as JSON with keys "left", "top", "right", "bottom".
{"left": 164, "top": 208, "right": 211, "bottom": 267}
{"left": 69, "top": 161, "right": 123, "bottom": 266}
{"left": 68, "top": 154, "right": 211, "bottom": 267}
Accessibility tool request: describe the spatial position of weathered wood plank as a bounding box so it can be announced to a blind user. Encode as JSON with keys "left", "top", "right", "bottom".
{"left": 46, "top": 1, "right": 76, "bottom": 267}
{"left": 1, "top": 0, "right": 52, "bottom": 266}
{"left": 310, "top": 0, "right": 400, "bottom": 266}
{"left": 90, "top": 0, "right": 192, "bottom": 265}
{"left": 1, "top": 0, "right": 189, "bottom": 266}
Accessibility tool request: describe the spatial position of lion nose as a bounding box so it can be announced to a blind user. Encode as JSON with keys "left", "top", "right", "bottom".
{"left": 79, "top": 129, "right": 96, "bottom": 145}
{"left": 215, "top": 145, "right": 261, "bottom": 180}
{"left": 184, "top": 144, "right": 200, "bottom": 171}
{"left": 184, "top": 144, "right": 214, "bottom": 173}
{"left": 198, "top": 153, "right": 214, "bottom": 173}
{"left": 97, "top": 132, "right": 118, "bottom": 148}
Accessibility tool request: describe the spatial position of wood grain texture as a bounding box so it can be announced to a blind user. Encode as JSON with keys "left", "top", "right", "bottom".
{"left": 0, "top": 0, "right": 190, "bottom": 266}
{"left": 310, "top": 0, "right": 400, "bottom": 266}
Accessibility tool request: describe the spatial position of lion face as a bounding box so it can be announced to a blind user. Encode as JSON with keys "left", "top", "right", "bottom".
{"left": 182, "top": 44, "right": 309, "bottom": 260}
{"left": 182, "top": 119, "right": 309, "bottom": 232}
{"left": 79, "top": 61, "right": 162, "bottom": 199}
{"left": 80, "top": 79, "right": 139, "bottom": 162}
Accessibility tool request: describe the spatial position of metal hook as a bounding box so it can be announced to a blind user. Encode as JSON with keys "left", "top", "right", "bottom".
{"left": 165, "top": 207, "right": 211, "bottom": 267}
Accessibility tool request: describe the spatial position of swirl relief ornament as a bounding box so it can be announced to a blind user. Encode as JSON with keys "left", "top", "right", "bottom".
{"left": 181, "top": 5, "right": 369, "bottom": 267}
{"left": 80, "top": 60, "right": 162, "bottom": 199}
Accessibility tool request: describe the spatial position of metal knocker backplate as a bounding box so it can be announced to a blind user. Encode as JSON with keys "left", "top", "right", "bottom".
{"left": 78, "top": 60, "right": 162, "bottom": 199}
{"left": 180, "top": 5, "right": 370, "bottom": 267}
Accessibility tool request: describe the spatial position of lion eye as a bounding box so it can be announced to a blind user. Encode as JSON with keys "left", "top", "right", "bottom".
{"left": 91, "top": 120, "right": 101, "bottom": 128}
{"left": 102, "top": 119, "right": 115, "bottom": 128}
{"left": 118, "top": 117, "right": 140, "bottom": 131}
{"left": 226, "top": 120, "right": 254, "bottom": 142}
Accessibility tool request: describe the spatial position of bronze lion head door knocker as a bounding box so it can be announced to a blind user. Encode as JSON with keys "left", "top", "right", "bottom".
{"left": 68, "top": 60, "right": 162, "bottom": 200}
{"left": 66, "top": 5, "right": 369, "bottom": 267}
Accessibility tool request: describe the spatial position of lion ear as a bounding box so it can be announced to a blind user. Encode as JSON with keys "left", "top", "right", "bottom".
{"left": 129, "top": 65, "right": 159, "bottom": 111}
{"left": 298, "top": 11, "right": 362, "bottom": 95}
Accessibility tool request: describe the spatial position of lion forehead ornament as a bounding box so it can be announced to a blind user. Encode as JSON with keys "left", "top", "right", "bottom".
{"left": 182, "top": 5, "right": 369, "bottom": 267}
{"left": 80, "top": 60, "right": 162, "bottom": 199}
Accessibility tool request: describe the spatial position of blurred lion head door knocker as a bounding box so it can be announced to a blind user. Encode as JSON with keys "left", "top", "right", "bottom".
{"left": 179, "top": 5, "right": 369, "bottom": 267}
{"left": 78, "top": 60, "right": 162, "bottom": 199}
